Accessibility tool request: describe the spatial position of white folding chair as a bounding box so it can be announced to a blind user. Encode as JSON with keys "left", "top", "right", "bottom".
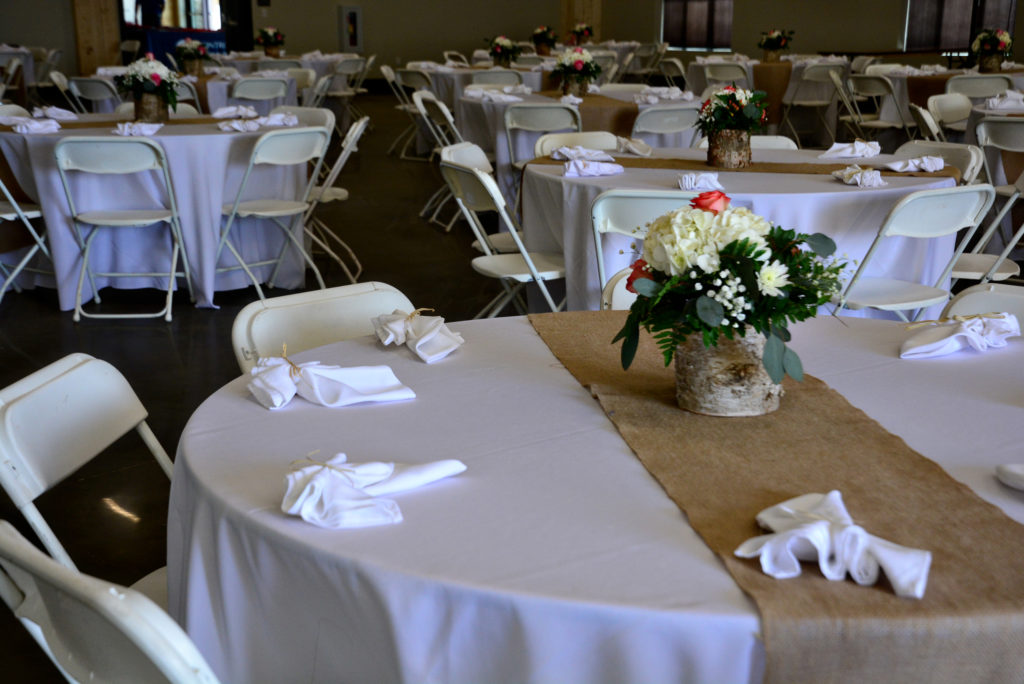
{"left": 975, "top": 116, "right": 1024, "bottom": 216}
{"left": 232, "top": 282, "right": 415, "bottom": 373}
{"left": 257, "top": 58, "right": 302, "bottom": 70}
{"left": 68, "top": 77, "right": 122, "bottom": 112}
{"left": 287, "top": 67, "right": 316, "bottom": 105}
{"left": 172, "top": 80, "right": 201, "bottom": 113}
{"left": 119, "top": 39, "right": 140, "bottom": 63}
{"left": 945, "top": 74, "right": 1013, "bottom": 99}
{"left": 504, "top": 103, "right": 581, "bottom": 208}
{"left": 440, "top": 161, "right": 565, "bottom": 317}
{"left": 893, "top": 140, "right": 983, "bottom": 185}
{"left": 0, "top": 353, "right": 173, "bottom": 603}
{"left": 702, "top": 63, "right": 751, "bottom": 90}
{"left": 439, "top": 142, "right": 520, "bottom": 254}
{"left": 0, "top": 520, "right": 220, "bottom": 684}
{"left": 48, "top": 71, "right": 83, "bottom": 113}
{"left": 270, "top": 104, "right": 336, "bottom": 179}
{"left": 927, "top": 92, "right": 972, "bottom": 138}
{"left": 328, "top": 57, "right": 368, "bottom": 121}
{"left": 835, "top": 184, "right": 996, "bottom": 321}
{"left": 0, "top": 103, "right": 31, "bottom": 117}
{"left": 471, "top": 69, "right": 523, "bottom": 86}
{"left": 381, "top": 65, "right": 425, "bottom": 160}
{"left": 443, "top": 51, "right": 469, "bottom": 66}
{"left": 412, "top": 90, "right": 469, "bottom": 230}
{"left": 850, "top": 56, "right": 879, "bottom": 73}
{"left": 779, "top": 63, "right": 845, "bottom": 147}
{"left": 591, "top": 188, "right": 700, "bottom": 309}
{"left": 951, "top": 162, "right": 1024, "bottom": 286}
{"left": 306, "top": 74, "right": 332, "bottom": 109}
{"left": 942, "top": 282, "right": 1024, "bottom": 321}
{"left": 169, "top": 102, "right": 200, "bottom": 117}
{"left": 230, "top": 77, "right": 288, "bottom": 102}
{"left": 393, "top": 68, "right": 435, "bottom": 161}
{"left": 1, "top": 57, "right": 21, "bottom": 90}
{"left": 658, "top": 57, "right": 687, "bottom": 89}
{"left": 909, "top": 103, "right": 946, "bottom": 142}
{"left": 844, "top": 74, "right": 914, "bottom": 141}
{"left": 54, "top": 136, "right": 193, "bottom": 322}
{"left": 534, "top": 131, "right": 619, "bottom": 156}
{"left": 301, "top": 116, "right": 370, "bottom": 283}
{"left": 631, "top": 104, "right": 699, "bottom": 141}
{"left": 0, "top": 176, "right": 50, "bottom": 306}
{"left": 217, "top": 127, "right": 331, "bottom": 301}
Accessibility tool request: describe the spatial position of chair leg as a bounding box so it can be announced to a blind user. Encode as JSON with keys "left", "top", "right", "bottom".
{"left": 304, "top": 216, "right": 361, "bottom": 284}
{"left": 73, "top": 229, "right": 100, "bottom": 322}
{"left": 268, "top": 216, "right": 325, "bottom": 291}
{"left": 220, "top": 237, "right": 266, "bottom": 301}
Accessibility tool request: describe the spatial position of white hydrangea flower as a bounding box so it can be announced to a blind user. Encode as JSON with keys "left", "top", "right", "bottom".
{"left": 757, "top": 260, "right": 791, "bottom": 297}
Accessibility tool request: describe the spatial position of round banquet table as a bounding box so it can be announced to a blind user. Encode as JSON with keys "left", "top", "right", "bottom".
{"left": 0, "top": 115, "right": 307, "bottom": 310}
{"left": 204, "top": 77, "right": 298, "bottom": 116}
{"left": 167, "top": 314, "right": 1024, "bottom": 684}
{"left": 426, "top": 66, "right": 546, "bottom": 108}
{"left": 521, "top": 147, "right": 958, "bottom": 312}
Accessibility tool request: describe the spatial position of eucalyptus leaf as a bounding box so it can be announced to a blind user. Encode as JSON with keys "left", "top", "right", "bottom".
{"left": 783, "top": 345, "right": 804, "bottom": 381}
{"left": 620, "top": 326, "right": 639, "bottom": 370}
{"left": 742, "top": 103, "right": 760, "bottom": 119}
{"left": 762, "top": 333, "right": 785, "bottom": 384}
{"left": 632, "top": 278, "right": 660, "bottom": 297}
{"left": 804, "top": 233, "right": 836, "bottom": 258}
{"left": 770, "top": 324, "right": 792, "bottom": 342}
{"left": 696, "top": 296, "right": 724, "bottom": 327}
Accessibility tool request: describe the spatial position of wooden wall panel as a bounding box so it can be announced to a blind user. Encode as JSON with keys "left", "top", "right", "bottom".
{"left": 72, "top": 0, "right": 121, "bottom": 75}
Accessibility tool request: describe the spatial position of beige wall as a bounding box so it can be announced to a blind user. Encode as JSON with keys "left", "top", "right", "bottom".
{"left": 0, "top": 0, "right": 78, "bottom": 74}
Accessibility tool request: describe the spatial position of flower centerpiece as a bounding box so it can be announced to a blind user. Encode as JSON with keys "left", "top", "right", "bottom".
{"left": 697, "top": 85, "right": 768, "bottom": 169}
{"left": 553, "top": 46, "right": 602, "bottom": 96}
{"left": 174, "top": 38, "right": 209, "bottom": 77}
{"left": 488, "top": 35, "right": 523, "bottom": 68}
{"left": 570, "top": 23, "right": 593, "bottom": 45}
{"left": 613, "top": 191, "right": 845, "bottom": 416}
{"left": 757, "top": 29, "right": 794, "bottom": 62}
{"left": 971, "top": 28, "right": 1012, "bottom": 73}
{"left": 114, "top": 54, "right": 179, "bottom": 123}
{"left": 531, "top": 25, "right": 558, "bottom": 56}
{"left": 255, "top": 26, "right": 285, "bottom": 57}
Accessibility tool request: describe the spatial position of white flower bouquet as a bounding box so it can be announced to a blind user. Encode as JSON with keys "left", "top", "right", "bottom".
{"left": 971, "top": 28, "right": 1012, "bottom": 56}
{"left": 614, "top": 191, "right": 846, "bottom": 382}
{"left": 114, "top": 54, "right": 180, "bottom": 108}
{"left": 488, "top": 35, "right": 522, "bottom": 63}
{"left": 553, "top": 47, "right": 602, "bottom": 88}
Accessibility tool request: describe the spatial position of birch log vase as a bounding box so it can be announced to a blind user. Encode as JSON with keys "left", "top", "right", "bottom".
{"left": 674, "top": 329, "right": 783, "bottom": 416}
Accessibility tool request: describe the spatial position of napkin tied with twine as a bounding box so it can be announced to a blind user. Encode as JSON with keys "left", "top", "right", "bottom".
{"left": 372, "top": 308, "right": 465, "bottom": 363}
{"left": 900, "top": 312, "right": 1020, "bottom": 359}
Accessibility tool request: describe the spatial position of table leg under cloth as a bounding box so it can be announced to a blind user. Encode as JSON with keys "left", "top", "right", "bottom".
{"left": 530, "top": 310, "right": 1024, "bottom": 684}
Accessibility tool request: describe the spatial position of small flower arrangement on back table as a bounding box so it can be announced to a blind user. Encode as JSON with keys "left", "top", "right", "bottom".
{"left": 553, "top": 47, "right": 602, "bottom": 94}
{"left": 115, "top": 54, "right": 179, "bottom": 109}
{"left": 971, "top": 28, "right": 1012, "bottom": 56}
{"left": 613, "top": 191, "right": 846, "bottom": 383}
{"left": 757, "top": 29, "right": 794, "bottom": 51}
{"left": 174, "top": 37, "right": 209, "bottom": 62}
{"left": 487, "top": 35, "right": 523, "bottom": 65}
{"left": 531, "top": 26, "right": 558, "bottom": 49}
{"left": 255, "top": 27, "right": 285, "bottom": 48}
{"left": 570, "top": 23, "right": 593, "bottom": 45}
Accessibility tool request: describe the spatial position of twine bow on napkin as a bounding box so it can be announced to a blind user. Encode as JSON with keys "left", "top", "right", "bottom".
{"left": 900, "top": 312, "right": 1020, "bottom": 359}
{"left": 372, "top": 308, "right": 465, "bottom": 363}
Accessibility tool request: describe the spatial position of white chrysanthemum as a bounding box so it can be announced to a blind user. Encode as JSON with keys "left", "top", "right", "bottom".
{"left": 757, "top": 260, "right": 791, "bottom": 297}
{"left": 124, "top": 57, "right": 178, "bottom": 86}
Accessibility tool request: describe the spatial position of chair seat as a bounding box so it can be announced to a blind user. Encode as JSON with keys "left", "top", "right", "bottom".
{"left": 76, "top": 209, "right": 172, "bottom": 226}
{"left": 859, "top": 119, "right": 902, "bottom": 130}
{"left": 471, "top": 230, "right": 521, "bottom": 254}
{"left": 952, "top": 253, "right": 1021, "bottom": 281}
{"left": 995, "top": 185, "right": 1016, "bottom": 196}
{"left": 842, "top": 278, "right": 949, "bottom": 311}
{"left": 945, "top": 121, "right": 968, "bottom": 132}
{"left": 471, "top": 251, "right": 565, "bottom": 281}
{"left": 0, "top": 201, "right": 41, "bottom": 220}
{"left": 222, "top": 199, "right": 308, "bottom": 217}
{"left": 327, "top": 89, "right": 355, "bottom": 98}
{"left": 130, "top": 566, "right": 168, "bottom": 608}
{"left": 310, "top": 186, "right": 349, "bottom": 203}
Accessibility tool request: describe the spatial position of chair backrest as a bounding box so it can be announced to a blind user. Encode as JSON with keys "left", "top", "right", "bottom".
{"left": 439, "top": 141, "right": 494, "bottom": 173}
{"left": 864, "top": 63, "right": 905, "bottom": 76}
{"left": 802, "top": 63, "right": 845, "bottom": 84}
{"left": 471, "top": 69, "right": 522, "bottom": 86}
{"left": 703, "top": 62, "right": 747, "bottom": 86}
{"left": 55, "top": 136, "right": 166, "bottom": 175}
{"left": 258, "top": 58, "right": 302, "bottom": 70}
{"left": 164, "top": 53, "right": 179, "bottom": 72}
{"left": 974, "top": 117, "right": 1024, "bottom": 152}
{"left": 413, "top": 90, "right": 462, "bottom": 146}
{"left": 590, "top": 188, "right": 699, "bottom": 293}
{"left": 250, "top": 127, "right": 330, "bottom": 166}
{"left": 333, "top": 57, "right": 367, "bottom": 78}
{"left": 850, "top": 55, "right": 879, "bottom": 73}
{"left": 287, "top": 67, "right": 316, "bottom": 90}
{"left": 231, "top": 77, "right": 288, "bottom": 100}
{"left": 505, "top": 103, "right": 581, "bottom": 165}
{"left": 443, "top": 50, "right": 469, "bottom": 65}
{"left": 591, "top": 52, "right": 617, "bottom": 73}
{"left": 927, "top": 92, "right": 972, "bottom": 125}
{"left": 120, "top": 39, "right": 141, "bottom": 62}
{"left": 942, "top": 283, "right": 1024, "bottom": 320}
{"left": 69, "top": 77, "right": 121, "bottom": 103}
{"left": 598, "top": 83, "right": 648, "bottom": 94}
{"left": 893, "top": 140, "right": 984, "bottom": 184}
{"left": 515, "top": 55, "right": 544, "bottom": 66}
{"left": 169, "top": 102, "right": 200, "bottom": 117}
{"left": 0, "top": 104, "right": 31, "bottom": 118}
{"left": 305, "top": 116, "right": 369, "bottom": 220}
{"left": 631, "top": 105, "right": 699, "bottom": 135}
{"left": 353, "top": 55, "right": 376, "bottom": 91}
{"left": 534, "top": 131, "right": 618, "bottom": 156}
{"left": 270, "top": 104, "right": 336, "bottom": 131}
{"left": 394, "top": 68, "right": 432, "bottom": 93}
{"left": 0, "top": 520, "right": 221, "bottom": 684}
{"left": 0, "top": 353, "right": 173, "bottom": 568}
{"left": 848, "top": 73, "right": 894, "bottom": 98}
{"left": 659, "top": 57, "right": 686, "bottom": 88}
{"left": 307, "top": 75, "right": 332, "bottom": 107}
{"left": 909, "top": 103, "right": 945, "bottom": 142}
{"left": 945, "top": 74, "right": 1012, "bottom": 98}
{"left": 232, "top": 282, "right": 414, "bottom": 372}
{"left": 172, "top": 80, "right": 200, "bottom": 106}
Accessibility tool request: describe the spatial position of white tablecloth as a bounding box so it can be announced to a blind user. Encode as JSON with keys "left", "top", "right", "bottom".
{"left": 0, "top": 116, "right": 307, "bottom": 309}
{"left": 428, "top": 67, "right": 545, "bottom": 109}
{"left": 521, "top": 147, "right": 957, "bottom": 311}
{"left": 205, "top": 77, "right": 298, "bottom": 116}
{"left": 223, "top": 54, "right": 358, "bottom": 81}
{"left": 168, "top": 314, "right": 1024, "bottom": 684}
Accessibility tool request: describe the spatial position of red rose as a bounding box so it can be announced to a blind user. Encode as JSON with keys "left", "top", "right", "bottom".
{"left": 624, "top": 259, "right": 649, "bottom": 293}
{"left": 574, "top": 60, "right": 584, "bottom": 71}
{"left": 145, "top": 52, "right": 155, "bottom": 60}
{"left": 198, "top": 46, "right": 206, "bottom": 55}
{"left": 495, "top": 46, "right": 502, "bottom": 53}
{"left": 150, "top": 73, "right": 161, "bottom": 86}
{"left": 690, "top": 190, "right": 730, "bottom": 214}
{"left": 574, "top": 47, "right": 583, "bottom": 53}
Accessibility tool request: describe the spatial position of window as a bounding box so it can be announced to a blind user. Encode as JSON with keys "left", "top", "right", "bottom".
{"left": 905, "top": 0, "right": 1016, "bottom": 52}
{"left": 663, "top": 0, "right": 734, "bottom": 50}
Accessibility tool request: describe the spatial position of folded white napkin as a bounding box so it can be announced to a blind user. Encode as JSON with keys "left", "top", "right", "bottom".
{"left": 900, "top": 313, "right": 1020, "bottom": 359}
{"left": 563, "top": 159, "right": 624, "bottom": 177}
{"left": 372, "top": 309, "right": 465, "bottom": 363}
{"left": 640, "top": 86, "right": 690, "bottom": 101}
{"left": 406, "top": 60, "right": 439, "bottom": 70}
{"left": 180, "top": 74, "right": 198, "bottom": 84}
{"left": 254, "top": 112, "right": 298, "bottom": 127}
{"left": 282, "top": 452, "right": 467, "bottom": 529}
{"left": 832, "top": 164, "right": 887, "bottom": 187}
{"left": 212, "top": 105, "right": 258, "bottom": 118}
{"left": 919, "top": 64, "right": 948, "bottom": 74}
{"left": 985, "top": 90, "right": 1024, "bottom": 110}
{"left": 10, "top": 118, "right": 60, "bottom": 134}
{"left": 251, "top": 69, "right": 290, "bottom": 79}
{"left": 32, "top": 106, "right": 77, "bottom": 120}
{"left": 218, "top": 118, "right": 261, "bottom": 132}
{"left": 539, "top": 62, "right": 557, "bottom": 72}
{"left": 818, "top": 140, "right": 881, "bottom": 158}
{"left": 678, "top": 172, "right": 725, "bottom": 191}
{"left": 616, "top": 136, "right": 653, "bottom": 156}
{"left": 464, "top": 88, "right": 522, "bottom": 103}
{"left": 0, "top": 115, "right": 31, "bottom": 126}
{"left": 884, "top": 155, "right": 944, "bottom": 173}
{"left": 301, "top": 50, "right": 323, "bottom": 60}
{"left": 587, "top": 83, "right": 601, "bottom": 94}
{"left": 734, "top": 490, "right": 932, "bottom": 599}
{"left": 248, "top": 358, "right": 416, "bottom": 409}
{"left": 502, "top": 84, "right": 532, "bottom": 95}
{"left": 634, "top": 94, "right": 661, "bottom": 105}
{"left": 560, "top": 94, "right": 583, "bottom": 105}
{"left": 551, "top": 145, "right": 616, "bottom": 162}
{"left": 96, "top": 66, "right": 129, "bottom": 76}
{"left": 112, "top": 122, "right": 164, "bottom": 136}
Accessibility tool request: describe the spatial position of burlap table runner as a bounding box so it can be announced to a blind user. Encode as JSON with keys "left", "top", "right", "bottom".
{"left": 538, "top": 90, "right": 638, "bottom": 137}
{"left": 528, "top": 310, "right": 1024, "bottom": 684}
{"left": 527, "top": 153, "right": 961, "bottom": 182}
